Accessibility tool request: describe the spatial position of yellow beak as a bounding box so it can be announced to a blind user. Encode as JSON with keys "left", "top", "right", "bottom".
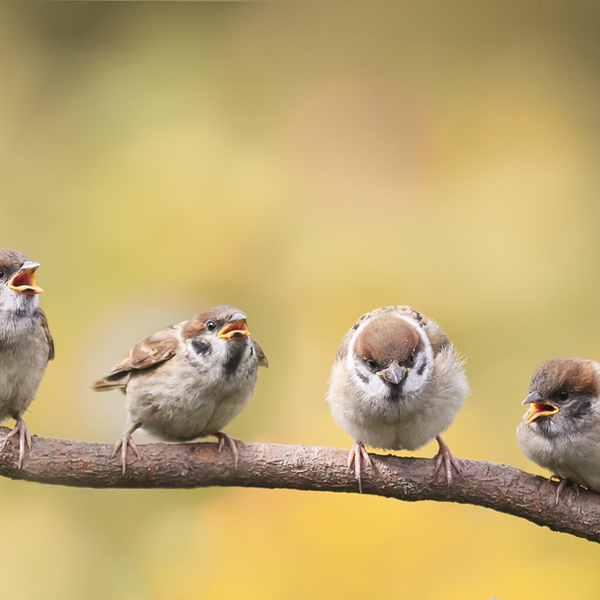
{"left": 524, "top": 402, "right": 559, "bottom": 425}
{"left": 8, "top": 262, "right": 44, "bottom": 296}
{"left": 217, "top": 318, "right": 250, "bottom": 341}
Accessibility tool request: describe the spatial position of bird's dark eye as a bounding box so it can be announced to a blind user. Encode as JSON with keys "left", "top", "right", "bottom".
{"left": 557, "top": 390, "right": 570, "bottom": 401}
{"left": 205, "top": 321, "right": 217, "bottom": 332}
{"left": 0, "top": 270, "right": 4, "bottom": 279}
{"left": 407, "top": 351, "right": 416, "bottom": 368}
{"left": 364, "top": 358, "right": 379, "bottom": 372}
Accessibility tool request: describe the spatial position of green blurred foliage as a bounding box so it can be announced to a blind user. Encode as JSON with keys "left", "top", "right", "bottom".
{"left": 1, "top": 1, "right": 600, "bottom": 598}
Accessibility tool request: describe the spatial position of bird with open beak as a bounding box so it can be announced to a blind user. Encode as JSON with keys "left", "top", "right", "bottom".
{"left": 92, "top": 305, "right": 268, "bottom": 473}
{"left": 0, "top": 249, "right": 54, "bottom": 468}
{"left": 327, "top": 306, "right": 469, "bottom": 493}
{"left": 517, "top": 356, "right": 600, "bottom": 500}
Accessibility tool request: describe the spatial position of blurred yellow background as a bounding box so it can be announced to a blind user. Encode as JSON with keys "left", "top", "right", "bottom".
{"left": 1, "top": 1, "right": 600, "bottom": 598}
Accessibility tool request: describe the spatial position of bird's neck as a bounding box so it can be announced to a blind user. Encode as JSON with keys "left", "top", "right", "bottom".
{"left": 0, "top": 301, "right": 39, "bottom": 344}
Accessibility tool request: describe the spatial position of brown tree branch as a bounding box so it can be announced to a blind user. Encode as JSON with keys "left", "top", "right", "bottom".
{"left": 1, "top": 425, "right": 599, "bottom": 543}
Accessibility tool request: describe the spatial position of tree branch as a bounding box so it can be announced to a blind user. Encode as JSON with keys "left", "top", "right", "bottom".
{"left": 1, "top": 426, "right": 599, "bottom": 543}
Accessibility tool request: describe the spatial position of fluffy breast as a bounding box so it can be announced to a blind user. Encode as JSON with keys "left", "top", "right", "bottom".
{"left": 0, "top": 315, "right": 50, "bottom": 419}
{"left": 125, "top": 339, "right": 260, "bottom": 441}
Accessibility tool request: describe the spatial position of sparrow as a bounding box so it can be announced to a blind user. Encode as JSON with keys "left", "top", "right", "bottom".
{"left": 92, "top": 305, "right": 268, "bottom": 473}
{"left": 517, "top": 356, "right": 600, "bottom": 500}
{"left": 0, "top": 249, "right": 54, "bottom": 468}
{"left": 327, "top": 306, "right": 469, "bottom": 492}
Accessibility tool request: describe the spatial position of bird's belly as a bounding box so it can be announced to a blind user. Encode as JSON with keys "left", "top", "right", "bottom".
{"left": 334, "top": 392, "right": 461, "bottom": 451}
{"left": 518, "top": 426, "right": 600, "bottom": 492}
{"left": 354, "top": 412, "right": 451, "bottom": 451}
{"left": 0, "top": 342, "right": 46, "bottom": 421}
{"left": 126, "top": 362, "right": 256, "bottom": 441}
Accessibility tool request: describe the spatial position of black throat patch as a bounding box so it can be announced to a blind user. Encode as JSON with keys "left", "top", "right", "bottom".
{"left": 387, "top": 382, "right": 403, "bottom": 402}
{"left": 223, "top": 342, "right": 246, "bottom": 378}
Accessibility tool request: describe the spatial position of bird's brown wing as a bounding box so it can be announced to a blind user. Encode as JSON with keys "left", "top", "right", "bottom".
{"left": 334, "top": 328, "right": 353, "bottom": 363}
{"left": 91, "top": 327, "right": 179, "bottom": 392}
{"left": 39, "top": 309, "right": 54, "bottom": 361}
{"left": 419, "top": 315, "right": 451, "bottom": 356}
{"left": 252, "top": 340, "right": 269, "bottom": 368}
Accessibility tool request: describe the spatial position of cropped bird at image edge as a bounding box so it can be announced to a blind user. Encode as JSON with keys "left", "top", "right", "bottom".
{"left": 0, "top": 249, "right": 53, "bottom": 468}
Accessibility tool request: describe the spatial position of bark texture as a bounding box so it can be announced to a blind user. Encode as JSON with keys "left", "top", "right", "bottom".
{"left": 1, "top": 426, "right": 599, "bottom": 543}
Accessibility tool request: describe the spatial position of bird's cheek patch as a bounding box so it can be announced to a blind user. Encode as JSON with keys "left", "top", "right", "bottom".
{"left": 525, "top": 402, "right": 559, "bottom": 425}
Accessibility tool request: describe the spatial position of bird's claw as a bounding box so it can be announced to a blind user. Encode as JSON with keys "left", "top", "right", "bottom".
{"left": 555, "top": 477, "right": 581, "bottom": 505}
{"left": 433, "top": 436, "right": 461, "bottom": 493}
{"left": 215, "top": 431, "right": 241, "bottom": 467}
{"left": 113, "top": 432, "right": 140, "bottom": 475}
{"left": 1, "top": 417, "right": 32, "bottom": 469}
{"left": 347, "top": 440, "right": 374, "bottom": 494}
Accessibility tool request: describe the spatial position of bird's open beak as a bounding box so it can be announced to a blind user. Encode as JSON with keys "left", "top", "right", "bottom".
{"left": 522, "top": 391, "right": 559, "bottom": 425}
{"left": 217, "top": 315, "right": 250, "bottom": 341}
{"left": 8, "top": 261, "right": 44, "bottom": 296}
{"left": 378, "top": 362, "right": 408, "bottom": 385}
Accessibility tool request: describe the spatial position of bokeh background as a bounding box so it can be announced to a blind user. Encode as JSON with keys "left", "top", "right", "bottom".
{"left": 1, "top": 1, "right": 600, "bottom": 598}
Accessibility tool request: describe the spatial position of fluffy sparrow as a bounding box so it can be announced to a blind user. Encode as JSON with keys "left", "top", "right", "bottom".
{"left": 327, "top": 306, "right": 469, "bottom": 492}
{"left": 92, "top": 305, "right": 268, "bottom": 473}
{"left": 517, "top": 356, "right": 600, "bottom": 500}
{"left": 0, "top": 249, "right": 54, "bottom": 468}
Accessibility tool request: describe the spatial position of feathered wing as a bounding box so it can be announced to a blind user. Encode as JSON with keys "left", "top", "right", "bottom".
{"left": 419, "top": 317, "right": 450, "bottom": 356}
{"left": 420, "top": 312, "right": 469, "bottom": 399}
{"left": 38, "top": 308, "right": 54, "bottom": 361}
{"left": 91, "top": 328, "right": 179, "bottom": 392}
{"left": 252, "top": 340, "right": 269, "bottom": 368}
{"left": 334, "top": 329, "right": 353, "bottom": 363}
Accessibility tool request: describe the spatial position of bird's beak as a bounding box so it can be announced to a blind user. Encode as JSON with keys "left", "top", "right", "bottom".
{"left": 522, "top": 391, "right": 559, "bottom": 425}
{"left": 8, "top": 261, "right": 44, "bottom": 296}
{"left": 378, "top": 362, "right": 408, "bottom": 385}
{"left": 217, "top": 314, "right": 250, "bottom": 341}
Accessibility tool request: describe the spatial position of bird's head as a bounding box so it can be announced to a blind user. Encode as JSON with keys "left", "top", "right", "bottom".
{"left": 349, "top": 313, "right": 433, "bottom": 401}
{"left": 522, "top": 357, "right": 600, "bottom": 438}
{"left": 0, "top": 249, "right": 43, "bottom": 316}
{"left": 183, "top": 305, "right": 268, "bottom": 374}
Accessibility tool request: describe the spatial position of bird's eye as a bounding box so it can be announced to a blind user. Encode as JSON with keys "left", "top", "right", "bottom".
{"left": 407, "top": 351, "right": 416, "bottom": 368}
{"left": 205, "top": 321, "right": 217, "bottom": 332}
{"left": 557, "top": 390, "right": 570, "bottom": 401}
{"left": 364, "top": 358, "right": 379, "bottom": 372}
{"left": 0, "top": 269, "right": 4, "bottom": 279}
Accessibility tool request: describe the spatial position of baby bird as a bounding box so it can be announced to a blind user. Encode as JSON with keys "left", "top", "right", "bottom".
{"left": 327, "top": 306, "right": 469, "bottom": 492}
{"left": 0, "top": 249, "right": 54, "bottom": 468}
{"left": 92, "top": 305, "right": 268, "bottom": 473}
{"left": 517, "top": 356, "right": 600, "bottom": 500}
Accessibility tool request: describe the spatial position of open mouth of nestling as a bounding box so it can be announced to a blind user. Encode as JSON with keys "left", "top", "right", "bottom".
{"left": 8, "top": 269, "right": 43, "bottom": 296}
{"left": 525, "top": 402, "right": 559, "bottom": 425}
{"left": 217, "top": 319, "right": 250, "bottom": 341}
